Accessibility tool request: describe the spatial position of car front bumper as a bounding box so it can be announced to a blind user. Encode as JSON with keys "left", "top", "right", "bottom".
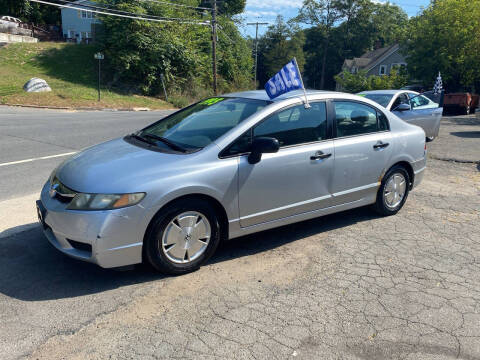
{"left": 37, "top": 181, "right": 146, "bottom": 268}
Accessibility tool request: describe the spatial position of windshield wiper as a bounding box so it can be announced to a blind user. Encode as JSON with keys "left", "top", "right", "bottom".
{"left": 142, "top": 133, "right": 187, "bottom": 153}
{"left": 130, "top": 132, "right": 157, "bottom": 146}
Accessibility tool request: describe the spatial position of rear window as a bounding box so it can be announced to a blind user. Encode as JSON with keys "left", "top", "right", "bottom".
{"left": 360, "top": 93, "right": 393, "bottom": 108}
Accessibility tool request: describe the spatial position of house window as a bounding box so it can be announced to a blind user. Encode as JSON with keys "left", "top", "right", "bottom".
{"left": 391, "top": 63, "right": 407, "bottom": 71}
{"left": 379, "top": 65, "right": 387, "bottom": 76}
{"left": 81, "top": 10, "right": 87, "bottom": 18}
{"left": 68, "top": 30, "right": 75, "bottom": 38}
{"left": 351, "top": 66, "right": 357, "bottom": 74}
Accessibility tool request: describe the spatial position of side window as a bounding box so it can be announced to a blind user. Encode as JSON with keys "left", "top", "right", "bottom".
{"left": 334, "top": 101, "right": 387, "bottom": 137}
{"left": 410, "top": 94, "right": 430, "bottom": 108}
{"left": 253, "top": 102, "right": 327, "bottom": 147}
{"left": 222, "top": 102, "right": 328, "bottom": 156}
{"left": 391, "top": 93, "right": 410, "bottom": 110}
{"left": 378, "top": 111, "right": 389, "bottom": 131}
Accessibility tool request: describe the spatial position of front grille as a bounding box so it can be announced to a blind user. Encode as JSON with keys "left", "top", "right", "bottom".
{"left": 67, "top": 239, "right": 92, "bottom": 254}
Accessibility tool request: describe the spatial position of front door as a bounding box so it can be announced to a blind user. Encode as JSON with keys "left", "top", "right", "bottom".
{"left": 331, "top": 100, "right": 393, "bottom": 206}
{"left": 236, "top": 102, "right": 334, "bottom": 227}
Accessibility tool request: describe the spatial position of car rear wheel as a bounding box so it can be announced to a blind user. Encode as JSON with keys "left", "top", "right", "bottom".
{"left": 144, "top": 199, "right": 221, "bottom": 275}
{"left": 373, "top": 165, "right": 410, "bottom": 216}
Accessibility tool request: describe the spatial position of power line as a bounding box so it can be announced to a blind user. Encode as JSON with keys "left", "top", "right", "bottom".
{"left": 28, "top": 0, "right": 210, "bottom": 25}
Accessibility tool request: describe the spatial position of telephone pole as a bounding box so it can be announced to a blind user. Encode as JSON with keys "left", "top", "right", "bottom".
{"left": 247, "top": 21, "right": 268, "bottom": 89}
{"left": 211, "top": 0, "right": 218, "bottom": 95}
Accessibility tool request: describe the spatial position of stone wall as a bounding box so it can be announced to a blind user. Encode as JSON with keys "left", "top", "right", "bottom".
{"left": 0, "top": 32, "right": 38, "bottom": 43}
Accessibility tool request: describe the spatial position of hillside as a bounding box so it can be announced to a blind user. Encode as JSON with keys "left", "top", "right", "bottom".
{"left": 0, "top": 42, "right": 172, "bottom": 110}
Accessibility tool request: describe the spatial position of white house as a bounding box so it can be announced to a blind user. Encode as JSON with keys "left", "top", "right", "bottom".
{"left": 61, "top": 0, "right": 101, "bottom": 43}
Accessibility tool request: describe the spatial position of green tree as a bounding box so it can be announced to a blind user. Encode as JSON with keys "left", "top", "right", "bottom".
{"left": 256, "top": 16, "right": 305, "bottom": 87}
{"left": 97, "top": 0, "right": 252, "bottom": 96}
{"left": 405, "top": 0, "right": 480, "bottom": 92}
{"left": 295, "top": 0, "right": 343, "bottom": 89}
{"left": 0, "top": 0, "right": 60, "bottom": 25}
{"left": 299, "top": 0, "right": 408, "bottom": 90}
{"left": 199, "top": 0, "right": 246, "bottom": 16}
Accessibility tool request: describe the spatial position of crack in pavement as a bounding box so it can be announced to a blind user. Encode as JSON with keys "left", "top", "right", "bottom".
{"left": 23, "top": 159, "right": 480, "bottom": 360}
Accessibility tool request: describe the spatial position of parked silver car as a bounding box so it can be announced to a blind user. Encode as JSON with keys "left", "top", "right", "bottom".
{"left": 358, "top": 90, "right": 443, "bottom": 141}
{"left": 37, "top": 90, "right": 426, "bottom": 274}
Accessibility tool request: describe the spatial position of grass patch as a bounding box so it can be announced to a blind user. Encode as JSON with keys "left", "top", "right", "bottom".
{"left": 0, "top": 42, "right": 173, "bottom": 110}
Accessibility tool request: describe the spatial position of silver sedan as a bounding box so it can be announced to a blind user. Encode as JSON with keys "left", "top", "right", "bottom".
{"left": 358, "top": 89, "right": 443, "bottom": 141}
{"left": 37, "top": 90, "right": 426, "bottom": 274}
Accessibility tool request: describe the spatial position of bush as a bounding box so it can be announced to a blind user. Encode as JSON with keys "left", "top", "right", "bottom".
{"left": 335, "top": 68, "right": 408, "bottom": 93}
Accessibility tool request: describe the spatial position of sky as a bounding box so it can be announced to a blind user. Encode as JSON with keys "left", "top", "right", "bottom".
{"left": 240, "top": 0, "right": 431, "bottom": 38}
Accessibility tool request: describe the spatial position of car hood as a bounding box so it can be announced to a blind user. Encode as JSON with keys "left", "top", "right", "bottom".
{"left": 56, "top": 137, "right": 190, "bottom": 194}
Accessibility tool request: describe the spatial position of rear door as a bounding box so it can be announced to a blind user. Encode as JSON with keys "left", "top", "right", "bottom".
{"left": 331, "top": 100, "right": 392, "bottom": 206}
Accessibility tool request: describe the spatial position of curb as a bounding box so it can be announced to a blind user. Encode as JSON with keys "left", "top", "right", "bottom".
{"left": 1, "top": 104, "right": 176, "bottom": 112}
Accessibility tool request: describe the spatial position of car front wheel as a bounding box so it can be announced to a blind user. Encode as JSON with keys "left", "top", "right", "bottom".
{"left": 144, "top": 199, "right": 221, "bottom": 275}
{"left": 373, "top": 165, "right": 410, "bottom": 216}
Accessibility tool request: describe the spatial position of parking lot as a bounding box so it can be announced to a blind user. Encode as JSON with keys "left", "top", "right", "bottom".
{"left": 0, "top": 110, "right": 479, "bottom": 359}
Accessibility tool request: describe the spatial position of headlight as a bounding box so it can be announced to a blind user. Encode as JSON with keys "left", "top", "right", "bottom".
{"left": 67, "top": 193, "right": 145, "bottom": 210}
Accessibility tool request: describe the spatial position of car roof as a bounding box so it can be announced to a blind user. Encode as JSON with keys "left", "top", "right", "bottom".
{"left": 359, "top": 89, "right": 419, "bottom": 95}
{"left": 222, "top": 89, "right": 338, "bottom": 102}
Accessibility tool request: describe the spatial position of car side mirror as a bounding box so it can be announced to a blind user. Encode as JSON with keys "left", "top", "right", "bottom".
{"left": 393, "top": 103, "right": 411, "bottom": 112}
{"left": 247, "top": 137, "right": 280, "bottom": 164}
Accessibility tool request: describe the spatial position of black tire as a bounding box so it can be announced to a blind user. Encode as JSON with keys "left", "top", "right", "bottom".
{"left": 144, "top": 198, "right": 221, "bottom": 275}
{"left": 373, "top": 165, "right": 410, "bottom": 216}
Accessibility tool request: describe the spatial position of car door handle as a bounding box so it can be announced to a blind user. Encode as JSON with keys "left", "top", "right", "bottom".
{"left": 310, "top": 151, "right": 332, "bottom": 160}
{"left": 373, "top": 141, "right": 389, "bottom": 149}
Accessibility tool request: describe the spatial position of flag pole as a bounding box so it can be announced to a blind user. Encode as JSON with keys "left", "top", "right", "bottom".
{"left": 294, "top": 57, "right": 310, "bottom": 109}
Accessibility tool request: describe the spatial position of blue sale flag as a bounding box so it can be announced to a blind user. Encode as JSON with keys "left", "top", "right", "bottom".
{"left": 264, "top": 58, "right": 304, "bottom": 99}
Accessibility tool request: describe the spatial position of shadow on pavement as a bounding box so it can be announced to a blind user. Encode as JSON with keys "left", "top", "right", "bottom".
{"left": 0, "top": 207, "right": 377, "bottom": 302}
{"left": 450, "top": 131, "right": 480, "bottom": 138}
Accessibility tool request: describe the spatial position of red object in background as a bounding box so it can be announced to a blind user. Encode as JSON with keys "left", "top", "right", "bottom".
{"left": 443, "top": 93, "right": 478, "bottom": 115}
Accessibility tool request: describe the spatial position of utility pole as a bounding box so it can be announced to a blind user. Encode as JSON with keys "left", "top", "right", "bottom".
{"left": 247, "top": 22, "right": 268, "bottom": 89}
{"left": 211, "top": 0, "right": 218, "bottom": 95}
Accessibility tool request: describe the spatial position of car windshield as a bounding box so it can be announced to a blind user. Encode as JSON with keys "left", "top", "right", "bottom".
{"left": 361, "top": 94, "right": 394, "bottom": 108}
{"left": 138, "top": 97, "right": 269, "bottom": 151}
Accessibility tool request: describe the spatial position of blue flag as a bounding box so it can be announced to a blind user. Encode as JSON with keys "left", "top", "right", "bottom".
{"left": 264, "top": 58, "right": 304, "bottom": 99}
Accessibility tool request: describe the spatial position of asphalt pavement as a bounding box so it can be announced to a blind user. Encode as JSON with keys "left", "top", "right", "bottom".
{"left": 0, "top": 109, "right": 479, "bottom": 360}
{"left": 0, "top": 106, "right": 173, "bottom": 202}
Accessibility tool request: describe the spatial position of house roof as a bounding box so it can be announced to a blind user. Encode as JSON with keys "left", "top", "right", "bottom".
{"left": 342, "top": 43, "right": 400, "bottom": 72}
